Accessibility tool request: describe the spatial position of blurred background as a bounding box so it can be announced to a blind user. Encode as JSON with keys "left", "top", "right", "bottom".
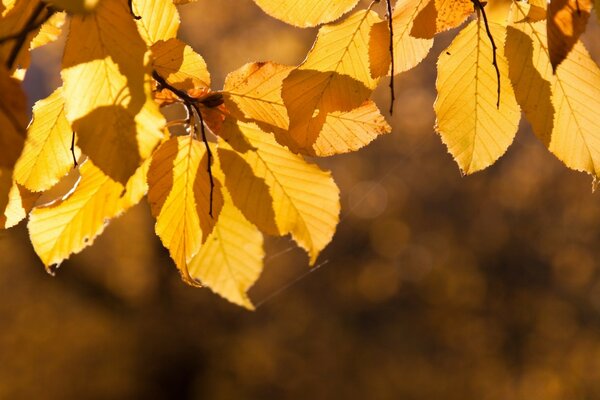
{"left": 4, "top": 0, "right": 600, "bottom": 398}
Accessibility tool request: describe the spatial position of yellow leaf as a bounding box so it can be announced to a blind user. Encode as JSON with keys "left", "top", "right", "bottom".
{"left": 224, "top": 61, "right": 388, "bottom": 156}
{"left": 0, "top": 169, "right": 37, "bottom": 229}
{"left": 147, "top": 136, "right": 223, "bottom": 284}
{"left": 369, "top": 0, "right": 433, "bottom": 78}
{"left": 30, "top": 11, "right": 65, "bottom": 50}
{"left": 28, "top": 161, "right": 124, "bottom": 269}
{"left": 132, "top": 0, "right": 180, "bottom": 45}
{"left": 435, "top": 20, "right": 521, "bottom": 174}
{"left": 151, "top": 38, "right": 210, "bottom": 91}
{"left": 412, "top": 0, "right": 473, "bottom": 38}
{"left": 509, "top": 7, "right": 600, "bottom": 177}
{"left": 46, "top": 0, "right": 100, "bottom": 13}
{"left": 62, "top": 0, "right": 164, "bottom": 184}
{"left": 547, "top": 0, "right": 591, "bottom": 71}
{"left": 252, "top": 0, "right": 359, "bottom": 27}
{"left": 1, "top": 0, "right": 17, "bottom": 16}
{"left": 224, "top": 61, "right": 291, "bottom": 134}
{"left": 218, "top": 118, "right": 340, "bottom": 264}
{"left": 0, "top": 65, "right": 26, "bottom": 169}
{"left": 14, "top": 87, "right": 74, "bottom": 192}
{"left": 118, "top": 157, "right": 151, "bottom": 211}
{"left": 188, "top": 187, "right": 264, "bottom": 310}
{"left": 281, "top": 10, "right": 380, "bottom": 154}
{"left": 0, "top": 2, "right": 48, "bottom": 70}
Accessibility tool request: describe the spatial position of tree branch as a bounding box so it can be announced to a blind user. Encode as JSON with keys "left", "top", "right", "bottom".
{"left": 128, "top": 0, "right": 142, "bottom": 20}
{"left": 386, "top": 0, "right": 395, "bottom": 115}
{"left": 71, "top": 131, "right": 78, "bottom": 168}
{"left": 472, "top": 0, "right": 501, "bottom": 109}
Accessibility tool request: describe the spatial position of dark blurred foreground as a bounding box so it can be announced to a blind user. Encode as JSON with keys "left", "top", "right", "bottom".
{"left": 4, "top": 1, "right": 600, "bottom": 399}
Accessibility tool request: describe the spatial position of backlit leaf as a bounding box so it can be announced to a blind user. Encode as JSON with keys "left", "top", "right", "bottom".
{"left": 252, "top": 0, "right": 360, "bottom": 27}
{"left": 147, "top": 136, "right": 224, "bottom": 284}
{"left": 547, "top": 0, "right": 591, "bottom": 71}
{"left": 281, "top": 10, "right": 381, "bottom": 154}
{"left": 219, "top": 118, "right": 340, "bottom": 264}
{"left": 132, "top": 0, "right": 180, "bottom": 45}
{"left": 62, "top": 0, "right": 164, "bottom": 184}
{"left": 151, "top": 38, "right": 210, "bottom": 92}
{"left": 369, "top": 0, "right": 434, "bottom": 78}
{"left": 412, "top": 0, "right": 473, "bottom": 39}
{"left": 14, "top": 87, "right": 74, "bottom": 192}
{"left": 30, "top": 11, "right": 66, "bottom": 50}
{"left": 189, "top": 186, "right": 263, "bottom": 310}
{"left": 28, "top": 161, "right": 124, "bottom": 269}
{"left": 45, "top": 0, "right": 100, "bottom": 13}
{"left": 435, "top": 20, "right": 520, "bottom": 174}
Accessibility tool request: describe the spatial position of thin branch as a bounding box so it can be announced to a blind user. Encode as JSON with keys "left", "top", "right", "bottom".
{"left": 152, "top": 70, "right": 216, "bottom": 218}
{"left": 70, "top": 131, "right": 78, "bottom": 167}
{"left": 4, "top": 2, "right": 54, "bottom": 70}
{"left": 575, "top": 0, "right": 581, "bottom": 16}
{"left": 472, "top": 0, "right": 501, "bottom": 109}
{"left": 191, "top": 103, "right": 215, "bottom": 218}
{"left": 128, "top": 0, "right": 142, "bottom": 20}
{"left": 386, "top": 0, "right": 395, "bottom": 115}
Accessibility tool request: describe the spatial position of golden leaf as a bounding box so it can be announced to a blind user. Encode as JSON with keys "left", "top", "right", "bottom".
{"left": 0, "top": 168, "right": 37, "bottom": 229}
{"left": 412, "top": 0, "right": 473, "bottom": 39}
{"left": 188, "top": 186, "right": 264, "bottom": 310}
{"left": 62, "top": 0, "right": 164, "bottom": 184}
{"left": 28, "top": 161, "right": 124, "bottom": 269}
{"left": 132, "top": 0, "right": 180, "bottom": 45}
{"left": 147, "top": 136, "right": 223, "bottom": 284}
{"left": 281, "top": 10, "right": 381, "bottom": 154}
{"left": 547, "top": 0, "right": 591, "bottom": 71}
{"left": 369, "top": 0, "right": 433, "bottom": 78}
{"left": 435, "top": 20, "right": 520, "bottom": 174}
{"left": 252, "top": 0, "right": 360, "bottom": 27}
{"left": 151, "top": 38, "right": 210, "bottom": 92}
{"left": 30, "top": 11, "right": 66, "bottom": 50}
{"left": 14, "top": 87, "right": 74, "bottom": 192}
{"left": 46, "top": 0, "right": 100, "bottom": 13}
{"left": 219, "top": 118, "right": 340, "bottom": 264}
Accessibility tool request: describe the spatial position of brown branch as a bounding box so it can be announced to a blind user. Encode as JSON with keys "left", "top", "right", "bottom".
{"left": 386, "top": 0, "right": 395, "bottom": 115}
{"left": 472, "top": 0, "right": 501, "bottom": 109}
{"left": 152, "top": 70, "right": 215, "bottom": 218}
{"left": 128, "top": 0, "right": 142, "bottom": 20}
{"left": 71, "top": 131, "right": 78, "bottom": 167}
{"left": 3, "top": 2, "right": 54, "bottom": 70}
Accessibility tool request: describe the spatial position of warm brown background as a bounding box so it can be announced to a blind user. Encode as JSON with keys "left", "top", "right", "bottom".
{"left": 3, "top": 1, "right": 600, "bottom": 398}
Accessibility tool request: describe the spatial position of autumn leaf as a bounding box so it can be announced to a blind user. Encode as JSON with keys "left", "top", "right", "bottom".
{"left": 188, "top": 186, "right": 264, "bottom": 310}
{"left": 435, "top": 19, "right": 520, "bottom": 174}
{"left": 547, "top": 0, "right": 591, "bottom": 72}
{"left": 30, "top": 11, "right": 65, "bottom": 50}
{"left": 369, "top": 0, "right": 434, "bottom": 78}
{"left": 219, "top": 118, "right": 340, "bottom": 264}
{"left": 147, "top": 136, "right": 224, "bottom": 284}
{"left": 28, "top": 161, "right": 124, "bottom": 269}
{"left": 509, "top": 6, "right": 600, "bottom": 177}
{"left": 132, "top": 0, "right": 180, "bottom": 45}
{"left": 14, "top": 87, "right": 74, "bottom": 192}
{"left": 281, "top": 10, "right": 381, "bottom": 154}
{"left": 252, "top": 0, "right": 360, "bottom": 27}
{"left": 411, "top": 0, "right": 473, "bottom": 39}
{"left": 151, "top": 38, "right": 210, "bottom": 93}
{"left": 62, "top": 0, "right": 164, "bottom": 184}
{"left": 45, "top": 0, "right": 100, "bottom": 14}
{"left": 0, "top": 169, "right": 37, "bottom": 229}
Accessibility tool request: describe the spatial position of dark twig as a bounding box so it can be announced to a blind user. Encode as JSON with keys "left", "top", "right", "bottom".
{"left": 575, "top": 0, "right": 581, "bottom": 16}
{"left": 4, "top": 2, "right": 54, "bottom": 70}
{"left": 128, "top": 0, "right": 142, "bottom": 20}
{"left": 472, "top": 0, "right": 501, "bottom": 108}
{"left": 152, "top": 70, "right": 215, "bottom": 218}
{"left": 191, "top": 103, "right": 215, "bottom": 218}
{"left": 70, "top": 131, "right": 78, "bottom": 167}
{"left": 386, "top": 0, "right": 395, "bottom": 115}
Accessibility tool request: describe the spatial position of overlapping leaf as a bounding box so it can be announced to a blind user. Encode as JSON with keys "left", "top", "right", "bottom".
{"left": 152, "top": 38, "right": 210, "bottom": 92}
{"left": 412, "top": 0, "right": 473, "bottom": 38}
{"left": 547, "top": 0, "right": 591, "bottom": 72}
{"left": 188, "top": 187, "right": 264, "bottom": 310}
{"left": 132, "top": 0, "right": 180, "bottom": 45}
{"left": 45, "top": 0, "right": 99, "bottom": 14}
{"left": 252, "top": 0, "right": 360, "bottom": 27}
{"left": 218, "top": 118, "right": 340, "bottom": 264}
{"left": 435, "top": 19, "right": 520, "bottom": 174}
{"left": 147, "top": 136, "right": 223, "bottom": 284}
{"left": 62, "top": 0, "right": 164, "bottom": 184}
{"left": 0, "top": 65, "right": 26, "bottom": 169}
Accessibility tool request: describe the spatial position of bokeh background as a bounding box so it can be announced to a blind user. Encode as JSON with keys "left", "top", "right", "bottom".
{"left": 3, "top": 0, "right": 600, "bottom": 398}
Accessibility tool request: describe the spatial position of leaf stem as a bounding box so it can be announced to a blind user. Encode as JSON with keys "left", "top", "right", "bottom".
{"left": 472, "top": 0, "right": 500, "bottom": 109}
{"left": 386, "top": 0, "right": 395, "bottom": 115}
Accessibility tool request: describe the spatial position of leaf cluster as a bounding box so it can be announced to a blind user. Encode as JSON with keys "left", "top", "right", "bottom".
{"left": 0, "top": 0, "right": 599, "bottom": 308}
